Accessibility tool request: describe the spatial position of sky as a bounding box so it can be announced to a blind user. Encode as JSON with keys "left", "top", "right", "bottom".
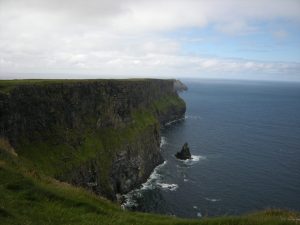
{"left": 0, "top": 0, "right": 300, "bottom": 81}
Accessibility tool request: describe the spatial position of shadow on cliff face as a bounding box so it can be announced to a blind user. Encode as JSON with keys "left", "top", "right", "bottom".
{"left": 0, "top": 79, "right": 186, "bottom": 200}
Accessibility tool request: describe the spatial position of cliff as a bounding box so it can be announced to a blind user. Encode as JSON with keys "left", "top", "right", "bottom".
{"left": 174, "top": 79, "right": 188, "bottom": 92}
{"left": 0, "top": 79, "right": 297, "bottom": 224}
{"left": 0, "top": 79, "right": 186, "bottom": 199}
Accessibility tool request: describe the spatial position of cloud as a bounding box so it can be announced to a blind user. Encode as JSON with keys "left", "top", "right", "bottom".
{"left": 0, "top": 0, "right": 299, "bottom": 80}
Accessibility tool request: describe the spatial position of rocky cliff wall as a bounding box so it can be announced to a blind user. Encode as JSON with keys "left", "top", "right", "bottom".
{"left": 0, "top": 79, "right": 186, "bottom": 199}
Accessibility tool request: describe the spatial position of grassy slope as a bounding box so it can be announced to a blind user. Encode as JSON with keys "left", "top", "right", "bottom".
{"left": 0, "top": 154, "right": 299, "bottom": 225}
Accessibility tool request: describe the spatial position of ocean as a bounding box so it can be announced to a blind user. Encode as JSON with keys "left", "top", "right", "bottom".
{"left": 123, "top": 79, "right": 300, "bottom": 218}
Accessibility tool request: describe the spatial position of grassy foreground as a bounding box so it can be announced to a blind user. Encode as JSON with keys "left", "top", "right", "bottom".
{"left": 0, "top": 151, "right": 299, "bottom": 225}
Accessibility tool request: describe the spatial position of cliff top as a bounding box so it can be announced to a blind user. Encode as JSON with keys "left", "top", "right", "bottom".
{"left": 0, "top": 78, "right": 176, "bottom": 94}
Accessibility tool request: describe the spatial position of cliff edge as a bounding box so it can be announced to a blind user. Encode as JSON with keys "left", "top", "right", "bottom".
{"left": 0, "top": 79, "right": 186, "bottom": 199}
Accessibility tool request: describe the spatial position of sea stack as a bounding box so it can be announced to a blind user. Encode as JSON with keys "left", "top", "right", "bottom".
{"left": 175, "top": 142, "right": 191, "bottom": 160}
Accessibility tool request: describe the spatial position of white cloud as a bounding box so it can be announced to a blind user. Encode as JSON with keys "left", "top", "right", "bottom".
{"left": 0, "top": 0, "right": 299, "bottom": 80}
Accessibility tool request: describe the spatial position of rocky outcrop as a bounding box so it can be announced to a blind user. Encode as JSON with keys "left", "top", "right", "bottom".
{"left": 0, "top": 79, "right": 186, "bottom": 200}
{"left": 175, "top": 142, "right": 191, "bottom": 160}
{"left": 174, "top": 80, "right": 188, "bottom": 92}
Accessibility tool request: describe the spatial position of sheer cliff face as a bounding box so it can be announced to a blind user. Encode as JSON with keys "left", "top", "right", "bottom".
{"left": 0, "top": 79, "right": 186, "bottom": 199}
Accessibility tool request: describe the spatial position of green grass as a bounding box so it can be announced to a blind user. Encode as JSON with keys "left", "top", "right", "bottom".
{"left": 0, "top": 157, "right": 299, "bottom": 225}
{"left": 152, "top": 94, "right": 186, "bottom": 114}
{"left": 0, "top": 78, "right": 172, "bottom": 94}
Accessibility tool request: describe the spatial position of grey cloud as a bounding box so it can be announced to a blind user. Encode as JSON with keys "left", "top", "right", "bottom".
{"left": 0, "top": 0, "right": 128, "bottom": 16}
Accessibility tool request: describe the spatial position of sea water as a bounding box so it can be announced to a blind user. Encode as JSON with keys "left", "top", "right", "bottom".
{"left": 123, "top": 79, "right": 300, "bottom": 218}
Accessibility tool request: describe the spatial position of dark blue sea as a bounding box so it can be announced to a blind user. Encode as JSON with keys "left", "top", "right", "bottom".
{"left": 123, "top": 79, "right": 300, "bottom": 218}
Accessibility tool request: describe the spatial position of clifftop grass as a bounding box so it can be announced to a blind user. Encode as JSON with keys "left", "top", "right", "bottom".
{"left": 0, "top": 78, "right": 171, "bottom": 94}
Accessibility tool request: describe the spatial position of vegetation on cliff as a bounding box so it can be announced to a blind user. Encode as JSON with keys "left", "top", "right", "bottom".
{"left": 0, "top": 79, "right": 298, "bottom": 224}
{"left": 0, "top": 79, "right": 185, "bottom": 199}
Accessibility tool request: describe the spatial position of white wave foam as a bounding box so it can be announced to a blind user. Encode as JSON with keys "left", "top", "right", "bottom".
{"left": 121, "top": 195, "right": 138, "bottom": 209}
{"left": 197, "top": 212, "right": 202, "bottom": 217}
{"left": 121, "top": 188, "right": 142, "bottom": 209}
{"left": 157, "top": 183, "right": 178, "bottom": 191}
{"left": 179, "top": 155, "right": 206, "bottom": 166}
{"left": 183, "top": 178, "right": 189, "bottom": 182}
{"left": 160, "top": 137, "right": 167, "bottom": 148}
{"left": 205, "top": 197, "right": 221, "bottom": 202}
{"left": 165, "top": 117, "right": 185, "bottom": 126}
{"left": 121, "top": 161, "right": 168, "bottom": 209}
{"left": 141, "top": 161, "right": 167, "bottom": 190}
{"left": 191, "top": 155, "right": 202, "bottom": 161}
{"left": 185, "top": 115, "right": 202, "bottom": 120}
